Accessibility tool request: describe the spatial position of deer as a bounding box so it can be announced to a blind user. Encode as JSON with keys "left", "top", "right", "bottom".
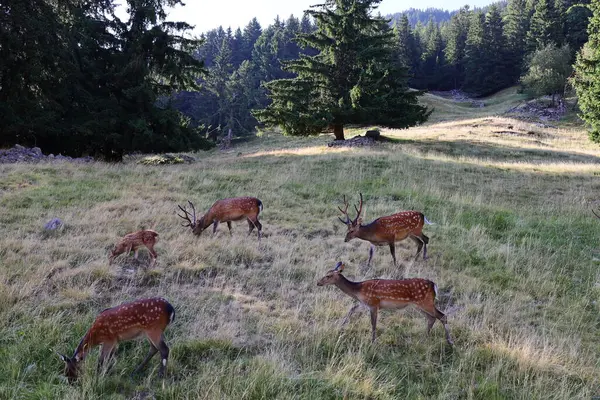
{"left": 317, "top": 262, "right": 453, "bottom": 345}
{"left": 109, "top": 230, "right": 159, "bottom": 267}
{"left": 57, "top": 297, "right": 175, "bottom": 382}
{"left": 177, "top": 197, "right": 263, "bottom": 240}
{"left": 338, "top": 193, "right": 431, "bottom": 269}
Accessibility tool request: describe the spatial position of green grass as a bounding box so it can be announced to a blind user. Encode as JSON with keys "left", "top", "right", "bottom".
{"left": 1, "top": 92, "right": 600, "bottom": 399}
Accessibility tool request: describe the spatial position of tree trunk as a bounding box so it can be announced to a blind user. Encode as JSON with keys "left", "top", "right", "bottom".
{"left": 333, "top": 123, "right": 345, "bottom": 140}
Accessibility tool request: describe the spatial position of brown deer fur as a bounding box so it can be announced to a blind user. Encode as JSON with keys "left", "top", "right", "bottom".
{"left": 317, "top": 262, "right": 452, "bottom": 344}
{"left": 109, "top": 230, "right": 159, "bottom": 267}
{"left": 57, "top": 297, "right": 175, "bottom": 381}
{"left": 178, "top": 197, "right": 263, "bottom": 240}
{"left": 339, "top": 193, "right": 430, "bottom": 269}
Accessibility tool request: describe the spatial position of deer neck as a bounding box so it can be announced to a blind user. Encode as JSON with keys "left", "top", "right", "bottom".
{"left": 335, "top": 274, "right": 362, "bottom": 300}
{"left": 355, "top": 222, "right": 381, "bottom": 242}
{"left": 72, "top": 330, "right": 98, "bottom": 362}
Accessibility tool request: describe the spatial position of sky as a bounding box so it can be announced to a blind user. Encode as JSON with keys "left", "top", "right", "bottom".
{"left": 117, "top": 0, "right": 497, "bottom": 34}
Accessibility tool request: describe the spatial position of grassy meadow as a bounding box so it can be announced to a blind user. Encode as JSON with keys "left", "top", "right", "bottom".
{"left": 1, "top": 92, "right": 600, "bottom": 399}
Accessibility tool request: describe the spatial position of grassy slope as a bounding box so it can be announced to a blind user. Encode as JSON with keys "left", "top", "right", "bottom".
{"left": 1, "top": 91, "right": 600, "bottom": 399}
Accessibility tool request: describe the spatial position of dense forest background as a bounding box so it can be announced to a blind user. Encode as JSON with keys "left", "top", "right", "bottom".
{"left": 0, "top": 0, "right": 596, "bottom": 159}
{"left": 174, "top": 0, "right": 592, "bottom": 139}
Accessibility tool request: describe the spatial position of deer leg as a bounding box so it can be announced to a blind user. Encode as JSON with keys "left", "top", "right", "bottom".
{"left": 98, "top": 342, "right": 117, "bottom": 374}
{"left": 132, "top": 343, "right": 158, "bottom": 375}
{"left": 389, "top": 243, "right": 397, "bottom": 267}
{"left": 248, "top": 218, "right": 262, "bottom": 241}
{"left": 147, "top": 245, "right": 157, "bottom": 268}
{"left": 419, "top": 310, "right": 437, "bottom": 335}
{"left": 147, "top": 331, "right": 169, "bottom": 378}
{"left": 367, "top": 244, "right": 375, "bottom": 267}
{"left": 212, "top": 221, "right": 219, "bottom": 235}
{"left": 226, "top": 221, "right": 233, "bottom": 236}
{"left": 421, "top": 233, "right": 429, "bottom": 260}
{"left": 134, "top": 249, "right": 139, "bottom": 260}
{"left": 369, "top": 307, "right": 379, "bottom": 343}
{"left": 410, "top": 236, "right": 424, "bottom": 260}
{"left": 341, "top": 303, "right": 361, "bottom": 326}
{"left": 157, "top": 336, "right": 170, "bottom": 378}
{"left": 423, "top": 304, "right": 453, "bottom": 345}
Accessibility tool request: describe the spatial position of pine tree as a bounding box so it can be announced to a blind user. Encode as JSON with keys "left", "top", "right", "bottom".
{"left": 445, "top": 6, "right": 470, "bottom": 89}
{"left": 527, "top": 0, "right": 563, "bottom": 51}
{"left": 242, "top": 18, "right": 262, "bottom": 61}
{"left": 421, "top": 17, "right": 445, "bottom": 89}
{"left": 463, "top": 11, "right": 486, "bottom": 93}
{"left": 480, "top": 5, "right": 510, "bottom": 94}
{"left": 394, "top": 14, "right": 418, "bottom": 73}
{"left": 254, "top": 0, "right": 429, "bottom": 140}
{"left": 504, "top": 0, "right": 530, "bottom": 81}
{"left": 572, "top": 1, "right": 600, "bottom": 142}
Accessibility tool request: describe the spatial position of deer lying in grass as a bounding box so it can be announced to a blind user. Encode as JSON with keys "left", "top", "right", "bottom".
{"left": 177, "top": 197, "right": 263, "bottom": 240}
{"left": 109, "top": 230, "right": 159, "bottom": 267}
{"left": 317, "top": 262, "right": 453, "bottom": 345}
{"left": 338, "top": 193, "right": 431, "bottom": 268}
{"left": 57, "top": 297, "right": 175, "bottom": 382}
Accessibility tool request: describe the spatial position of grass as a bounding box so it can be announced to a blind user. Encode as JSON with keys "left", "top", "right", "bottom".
{"left": 1, "top": 91, "right": 599, "bottom": 399}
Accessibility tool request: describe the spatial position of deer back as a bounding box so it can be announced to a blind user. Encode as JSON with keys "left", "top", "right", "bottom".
{"left": 86, "top": 297, "right": 174, "bottom": 345}
{"left": 358, "top": 278, "right": 436, "bottom": 308}
{"left": 360, "top": 211, "right": 425, "bottom": 241}
{"left": 204, "top": 197, "right": 262, "bottom": 224}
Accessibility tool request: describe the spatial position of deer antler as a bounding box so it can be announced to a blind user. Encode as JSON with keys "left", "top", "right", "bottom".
{"left": 593, "top": 208, "right": 600, "bottom": 220}
{"left": 353, "top": 193, "right": 364, "bottom": 224}
{"left": 177, "top": 201, "right": 197, "bottom": 227}
{"left": 338, "top": 195, "right": 351, "bottom": 225}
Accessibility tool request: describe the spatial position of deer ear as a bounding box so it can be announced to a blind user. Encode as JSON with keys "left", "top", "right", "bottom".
{"left": 56, "top": 352, "right": 69, "bottom": 363}
{"left": 356, "top": 218, "right": 362, "bottom": 225}
{"left": 334, "top": 261, "right": 344, "bottom": 272}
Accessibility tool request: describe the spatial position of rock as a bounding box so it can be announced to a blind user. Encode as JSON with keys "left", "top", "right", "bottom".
{"left": 44, "top": 218, "right": 63, "bottom": 230}
{"left": 328, "top": 135, "right": 376, "bottom": 148}
{"left": 0, "top": 145, "right": 94, "bottom": 164}
{"left": 365, "top": 129, "right": 381, "bottom": 139}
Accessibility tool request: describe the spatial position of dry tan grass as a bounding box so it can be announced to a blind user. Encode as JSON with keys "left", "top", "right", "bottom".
{"left": 1, "top": 108, "right": 599, "bottom": 398}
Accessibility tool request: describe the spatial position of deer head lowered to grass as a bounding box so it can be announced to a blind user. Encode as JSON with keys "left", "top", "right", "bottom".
{"left": 57, "top": 297, "right": 175, "bottom": 382}
{"left": 338, "top": 193, "right": 431, "bottom": 270}
{"left": 109, "top": 230, "right": 159, "bottom": 267}
{"left": 177, "top": 197, "right": 263, "bottom": 240}
{"left": 317, "top": 262, "right": 453, "bottom": 345}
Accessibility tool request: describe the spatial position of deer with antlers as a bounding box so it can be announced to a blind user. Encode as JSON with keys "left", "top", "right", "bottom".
{"left": 57, "top": 297, "right": 175, "bottom": 382}
{"left": 109, "top": 230, "right": 159, "bottom": 267}
{"left": 317, "top": 262, "right": 453, "bottom": 344}
{"left": 338, "top": 193, "right": 431, "bottom": 269}
{"left": 178, "top": 197, "right": 263, "bottom": 240}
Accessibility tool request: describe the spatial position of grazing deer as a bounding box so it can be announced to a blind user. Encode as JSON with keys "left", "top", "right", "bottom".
{"left": 338, "top": 193, "right": 431, "bottom": 268}
{"left": 57, "top": 297, "right": 175, "bottom": 382}
{"left": 109, "top": 230, "right": 159, "bottom": 267}
{"left": 177, "top": 197, "right": 263, "bottom": 240}
{"left": 317, "top": 262, "right": 453, "bottom": 344}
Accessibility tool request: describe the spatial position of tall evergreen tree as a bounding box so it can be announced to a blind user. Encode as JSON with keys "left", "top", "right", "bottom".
{"left": 572, "top": 1, "right": 600, "bottom": 142}
{"left": 254, "top": 0, "right": 429, "bottom": 140}
{"left": 463, "top": 11, "right": 486, "bottom": 93}
{"left": 420, "top": 17, "right": 445, "bottom": 89}
{"left": 504, "top": 0, "right": 530, "bottom": 81}
{"left": 527, "top": 0, "right": 563, "bottom": 51}
{"left": 394, "top": 14, "right": 418, "bottom": 74}
{"left": 445, "top": 6, "right": 470, "bottom": 89}
{"left": 480, "top": 5, "right": 510, "bottom": 94}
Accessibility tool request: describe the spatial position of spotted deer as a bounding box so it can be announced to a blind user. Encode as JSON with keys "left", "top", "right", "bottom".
{"left": 317, "top": 262, "right": 453, "bottom": 344}
{"left": 109, "top": 230, "right": 159, "bottom": 267}
{"left": 177, "top": 197, "right": 263, "bottom": 240}
{"left": 338, "top": 193, "right": 431, "bottom": 268}
{"left": 57, "top": 297, "right": 175, "bottom": 382}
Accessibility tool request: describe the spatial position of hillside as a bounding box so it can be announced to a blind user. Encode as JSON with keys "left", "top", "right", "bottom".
{"left": 1, "top": 93, "right": 599, "bottom": 399}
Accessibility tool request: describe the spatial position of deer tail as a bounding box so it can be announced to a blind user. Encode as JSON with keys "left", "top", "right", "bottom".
{"left": 257, "top": 199, "right": 263, "bottom": 214}
{"left": 164, "top": 300, "right": 176, "bottom": 324}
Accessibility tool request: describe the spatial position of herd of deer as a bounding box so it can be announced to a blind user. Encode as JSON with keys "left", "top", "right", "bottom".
{"left": 63, "top": 193, "right": 597, "bottom": 382}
